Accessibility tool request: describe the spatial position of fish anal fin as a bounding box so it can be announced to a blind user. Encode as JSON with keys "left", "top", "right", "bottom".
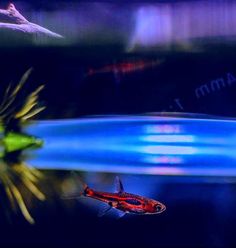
{"left": 97, "top": 204, "right": 112, "bottom": 217}
{"left": 114, "top": 209, "right": 126, "bottom": 219}
{"left": 114, "top": 176, "right": 124, "bottom": 193}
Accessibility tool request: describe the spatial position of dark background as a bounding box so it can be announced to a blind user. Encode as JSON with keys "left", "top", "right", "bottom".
{"left": 1, "top": 1, "right": 236, "bottom": 247}
{"left": 1, "top": 44, "right": 236, "bottom": 120}
{"left": 0, "top": 173, "right": 236, "bottom": 248}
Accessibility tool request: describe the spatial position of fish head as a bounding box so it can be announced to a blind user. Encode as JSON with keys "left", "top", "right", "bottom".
{"left": 154, "top": 201, "right": 166, "bottom": 213}
{"left": 144, "top": 199, "right": 166, "bottom": 214}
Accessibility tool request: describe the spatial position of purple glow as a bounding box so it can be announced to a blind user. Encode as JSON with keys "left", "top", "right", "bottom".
{"left": 139, "top": 145, "right": 197, "bottom": 155}
{"left": 130, "top": 5, "right": 172, "bottom": 46}
{"left": 130, "top": 1, "right": 236, "bottom": 48}
{"left": 2, "top": 1, "right": 236, "bottom": 47}
{"left": 143, "top": 155, "right": 183, "bottom": 164}
{"left": 140, "top": 135, "right": 195, "bottom": 143}
{"left": 144, "top": 124, "right": 182, "bottom": 134}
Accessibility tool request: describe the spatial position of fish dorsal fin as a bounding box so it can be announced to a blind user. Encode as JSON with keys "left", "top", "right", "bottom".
{"left": 115, "top": 176, "right": 124, "bottom": 193}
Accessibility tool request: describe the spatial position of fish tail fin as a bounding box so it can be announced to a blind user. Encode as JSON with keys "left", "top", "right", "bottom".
{"left": 61, "top": 172, "right": 89, "bottom": 199}
{"left": 74, "top": 173, "right": 89, "bottom": 196}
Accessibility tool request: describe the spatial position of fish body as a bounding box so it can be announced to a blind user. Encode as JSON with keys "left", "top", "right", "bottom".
{"left": 84, "top": 188, "right": 166, "bottom": 215}
{"left": 67, "top": 176, "right": 166, "bottom": 216}
{"left": 87, "top": 59, "right": 162, "bottom": 77}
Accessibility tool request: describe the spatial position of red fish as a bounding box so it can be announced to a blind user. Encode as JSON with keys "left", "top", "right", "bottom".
{"left": 64, "top": 176, "right": 166, "bottom": 217}
{"left": 87, "top": 59, "right": 163, "bottom": 77}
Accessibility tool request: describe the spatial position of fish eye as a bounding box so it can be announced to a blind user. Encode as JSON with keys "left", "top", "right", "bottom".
{"left": 156, "top": 204, "right": 165, "bottom": 212}
{"left": 156, "top": 205, "right": 162, "bottom": 211}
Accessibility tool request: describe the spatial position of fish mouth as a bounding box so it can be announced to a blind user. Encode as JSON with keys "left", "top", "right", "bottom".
{"left": 155, "top": 203, "right": 166, "bottom": 213}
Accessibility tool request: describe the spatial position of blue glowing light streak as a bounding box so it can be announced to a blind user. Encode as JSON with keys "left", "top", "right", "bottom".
{"left": 25, "top": 114, "right": 236, "bottom": 176}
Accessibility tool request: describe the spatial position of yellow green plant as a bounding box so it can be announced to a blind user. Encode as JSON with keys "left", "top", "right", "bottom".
{"left": 0, "top": 68, "right": 45, "bottom": 224}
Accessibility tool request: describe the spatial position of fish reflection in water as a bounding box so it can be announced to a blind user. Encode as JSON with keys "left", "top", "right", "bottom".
{"left": 87, "top": 59, "right": 163, "bottom": 76}
{"left": 86, "top": 59, "right": 163, "bottom": 85}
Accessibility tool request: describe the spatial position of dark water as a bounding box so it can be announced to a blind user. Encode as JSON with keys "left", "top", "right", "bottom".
{"left": 1, "top": 173, "right": 236, "bottom": 248}
{"left": 1, "top": 44, "right": 236, "bottom": 119}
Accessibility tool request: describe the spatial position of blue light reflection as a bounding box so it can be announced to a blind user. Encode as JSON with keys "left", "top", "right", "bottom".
{"left": 25, "top": 115, "right": 236, "bottom": 176}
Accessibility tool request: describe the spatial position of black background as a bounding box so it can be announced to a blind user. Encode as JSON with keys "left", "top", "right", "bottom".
{"left": 1, "top": 1, "right": 236, "bottom": 247}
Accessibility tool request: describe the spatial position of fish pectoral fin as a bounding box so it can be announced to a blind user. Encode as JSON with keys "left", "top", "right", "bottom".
{"left": 114, "top": 176, "right": 124, "bottom": 193}
{"left": 97, "top": 204, "right": 112, "bottom": 217}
